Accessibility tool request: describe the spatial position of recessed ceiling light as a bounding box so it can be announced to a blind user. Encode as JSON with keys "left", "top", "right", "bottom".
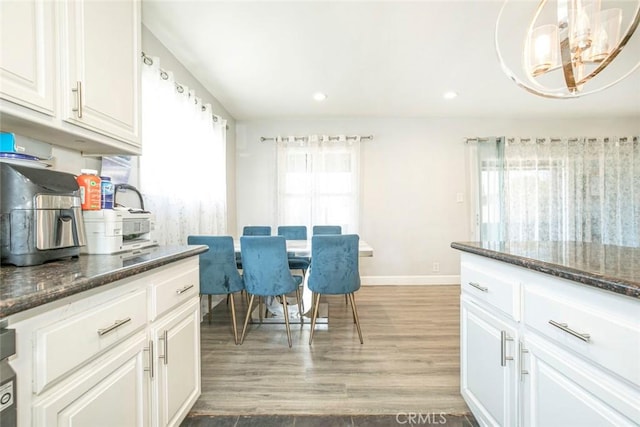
{"left": 443, "top": 91, "right": 458, "bottom": 100}
{"left": 313, "top": 92, "right": 327, "bottom": 102}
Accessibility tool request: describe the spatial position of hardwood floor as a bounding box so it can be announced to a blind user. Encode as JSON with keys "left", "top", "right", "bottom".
{"left": 189, "top": 285, "right": 470, "bottom": 418}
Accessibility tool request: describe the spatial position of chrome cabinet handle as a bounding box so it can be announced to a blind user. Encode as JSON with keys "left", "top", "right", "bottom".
{"left": 500, "top": 330, "right": 513, "bottom": 367}
{"left": 72, "top": 81, "right": 83, "bottom": 118}
{"left": 144, "top": 339, "right": 154, "bottom": 379}
{"left": 468, "top": 281, "right": 488, "bottom": 292}
{"left": 158, "top": 330, "right": 169, "bottom": 365}
{"left": 548, "top": 320, "right": 591, "bottom": 342}
{"left": 519, "top": 341, "right": 529, "bottom": 381}
{"left": 176, "top": 284, "right": 194, "bottom": 295}
{"left": 97, "top": 317, "right": 131, "bottom": 336}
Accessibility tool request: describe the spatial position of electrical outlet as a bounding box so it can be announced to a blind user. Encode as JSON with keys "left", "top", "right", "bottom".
{"left": 456, "top": 192, "right": 464, "bottom": 203}
{"left": 432, "top": 262, "right": 440, "bottom": 272}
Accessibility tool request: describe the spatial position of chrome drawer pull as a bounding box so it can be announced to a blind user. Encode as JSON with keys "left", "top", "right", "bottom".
{"left": 159, "top": 330, "right": 169, "bottom": 365}
{"left": 97, "top": 317, "right": 132, "bottom": 336}
{"left": 500, "top": 330, "right": 513, "bottom": 367}
{"left": 548, "top": 320, "right": 591, "bottom": 342}
{"left": 519, "top": 341, "right": 529, "bottom": 381}
{"left": 72, "top": 81, "right": 83, "bottom": 118}
{"left": 468, "top": 282, "right": 488, "bottom": 292}
{"left": 176, "top": 284, "right": 194, "bottom": 295}
{"left": 144, "top": 339, "right": 154, "bottom": 379}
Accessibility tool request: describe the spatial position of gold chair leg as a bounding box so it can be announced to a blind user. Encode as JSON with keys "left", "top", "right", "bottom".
{"left": 295, "top": 287, "right": 303, "bottom": 325}
{"left": 282, "top": 294, "right": 292, "bottom": 348}
{"left": 240, "top": 294, "right": 255, "bottom": 345}
{"left": 348, "top": 293, "right": 364, "bottom": 344}
{"left": 309, "top": 292, "right": 321, "bottom": 345}
{"left": 229, "top": 292, "right": 238, "bottom": 345}
{"left": 208, "top": 295, "right": 213, "bottom": 324}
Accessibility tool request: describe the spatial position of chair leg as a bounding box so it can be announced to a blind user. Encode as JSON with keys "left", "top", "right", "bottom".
{"left": 295, "top": 287, "right": 303, "bottom": 325}
{"left": 259, "top": 296, "right": 263, "bottom": 323}
{"left": 308, "top": 292, "right": 321, "bottom": 345}
{"left": 282, "top": 294, "right": 292, "bottom": 348}
{"left": 208, "top": 295, "right": 213, "bottom": 324}
{"left": 240, "top": 294, "right": 255, "bottom": 345}
{"left": 345, "top": 294, "right": 348, "bottom": 305}
{"left": 348, "top": 293, "right": 364, "bottom": 344}
{"left": 229, "top": 293, "right": 238, "bottom": 345}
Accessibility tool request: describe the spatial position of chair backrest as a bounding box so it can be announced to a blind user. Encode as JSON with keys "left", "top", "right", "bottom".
{"left": 240, "top": 236, "right": 299, "bottom": 296}
{"left": 242, "top": 226, "right": 271, "bottom": 236}
{"left": 308, "top": 234, "right": 360, "bottom": 295}
{"left": 187, "top": 235, "right": 244, "bottom": 295}
{"left": 312, "top": 225, "right": 342, "bottom": 235}
{"left": 277, "top": 225, "right": 307, "bottom": 240}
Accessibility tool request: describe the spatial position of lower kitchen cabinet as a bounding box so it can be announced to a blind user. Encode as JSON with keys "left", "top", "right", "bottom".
{"left": 458, "top": 252, "right": 640, "bottom": 427}
{"left": 150, "top": 298, "right": 200, "bottom": 427}
{"left": 32, "top": 332, "right": 150, "bottom": 427}
{"left": 7, "top": 256, "right": 201, "bottom": 427}
{"left": 461, "top": 296, "right": 518, "bottom": 427}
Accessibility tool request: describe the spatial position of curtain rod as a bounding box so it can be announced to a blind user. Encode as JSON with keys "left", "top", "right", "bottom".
{"left": 260, "top": 135, "right": 373, "bottom": 143}
{"left": 141, "top": 52, "right": 228, "bottom": 129}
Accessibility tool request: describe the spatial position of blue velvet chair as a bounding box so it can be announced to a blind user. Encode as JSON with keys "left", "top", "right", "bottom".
{"left": 187, "top": 235, "right": 245, "bottom": 345}
{"left": 237, "top": 226, "right": 272, "bottom": 269}
{"left": 277, "top": 225, "right": 310, "bottom": 276}
{"left": 307, "top": 234, "right": 363, "bottom": 344}
{"left": 242, "top": 226, "right": 271, "bottom": 236}
{"left": 240, "top": 236, "right": 304, "bottom": 347}
{"left": 312, "top": 225, "right": 342, "bottom": 235}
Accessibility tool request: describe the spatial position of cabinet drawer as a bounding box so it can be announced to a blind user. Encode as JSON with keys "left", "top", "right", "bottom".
{"left": 149, "top": 259, "right": 199, "bottom": 321}
{"left": 461, "top": 259, "right": 520, "bottom": 320}
{"left": 34, "top": 288, "right": 147, "bottom": 393}
{"left": 524, "top": 284, "right": 640, "bottom": 387}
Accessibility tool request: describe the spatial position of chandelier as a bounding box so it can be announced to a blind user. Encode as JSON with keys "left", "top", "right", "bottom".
{"left": 495, "top": 0, "right": 640, "bottom": 98}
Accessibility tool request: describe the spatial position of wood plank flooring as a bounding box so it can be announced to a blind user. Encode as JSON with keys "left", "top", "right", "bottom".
{"left": 190, "top": 285, "right": 470, "bottom": 417}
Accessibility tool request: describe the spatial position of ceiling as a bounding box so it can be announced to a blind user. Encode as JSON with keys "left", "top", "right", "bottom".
{"left": 142, "top": 0, "right": 640, "bottom": 121}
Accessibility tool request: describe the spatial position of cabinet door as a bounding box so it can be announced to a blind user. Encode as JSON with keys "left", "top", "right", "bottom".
{"left": 62, "top": 0, "right": 140, "bottom": 146}
{"left": 461, "top": 297, "right": 518, "bottom": 426}
{"left": 0, "top": 0, "right": 56, "bottom": 115}
{"left": 521, "top": 335, "right": 639, "bottom": 427}
{"left": 151, "top": 298, "right": 201, "bottom": 427}
{"left": 33, "top": 333, "right": 150, "bottom": 427}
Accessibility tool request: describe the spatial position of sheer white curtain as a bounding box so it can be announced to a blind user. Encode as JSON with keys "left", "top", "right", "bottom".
{"left": 475, "top": 136, "right": 639, "bottom": 246}
{"left": 140, "top": 56, "right": 226, "bottom": 245}
{"left": 276, "top": 135, "right": 361, "bottom": 233}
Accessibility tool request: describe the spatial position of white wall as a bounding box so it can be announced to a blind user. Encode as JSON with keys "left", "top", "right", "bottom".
{"left": 236, "top": 116, "right": 640, "bottom": 284}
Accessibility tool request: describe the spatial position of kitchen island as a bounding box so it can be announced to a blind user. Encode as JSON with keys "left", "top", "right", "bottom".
{"left": 451, "top": 241, "right": 639, "bottom": 427}
{"left": 1, "top": 244, "right": 207, "bottom": 427}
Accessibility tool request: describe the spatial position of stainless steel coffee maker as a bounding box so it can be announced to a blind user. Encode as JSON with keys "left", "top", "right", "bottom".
{"left": 1, "top": 163, "right": 87, "bottom": 266}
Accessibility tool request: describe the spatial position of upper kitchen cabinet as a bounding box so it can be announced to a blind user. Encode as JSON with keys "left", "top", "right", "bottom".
{"left": 0, "top": 0, "right": 142, "bottom": 155}
{"left": 0, "top": 0, "right": 56, "bottom": 116}
{"left": 61, "top": 0, "right": 140, "bottom": 148}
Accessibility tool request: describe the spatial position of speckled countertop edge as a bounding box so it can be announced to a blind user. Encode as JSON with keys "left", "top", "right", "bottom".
{"left": 451, "top": 242, "right": 640, "bottom": 299}
{"left": 0, "top": 245, "right": 208, "bottom": 318}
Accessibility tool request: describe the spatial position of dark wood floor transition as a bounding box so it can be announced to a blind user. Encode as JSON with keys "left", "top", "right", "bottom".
{"left": 184, "top": 285, "right": 476, "bottom": 425}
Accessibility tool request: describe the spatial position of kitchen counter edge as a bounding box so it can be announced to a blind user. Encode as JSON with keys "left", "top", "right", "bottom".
{"left": 0, "top": 245, "right": 208, "bottom": 318}
{"left": 451, "top": 241, "right": 640, "bottom": 299}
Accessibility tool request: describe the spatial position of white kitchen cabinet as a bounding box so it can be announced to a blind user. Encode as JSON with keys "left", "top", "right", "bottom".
{"left": 32, "top": 332, "right": 150, "bottom": 427}
{"left": 461, "top": 298, "right": 518, "bottom": 427}
{"left": 458, "top": 252, "right": 640, "bottom": 427}
{"left": 0, "top": 0, "right": 142, "bottom": 155}
{"left": 0, "top": 0, "right": 56, "bottom": 116}
{"left": 61, "top": 0, "right": 141, "bottom": 147}
{"left": 7, "top": 257, "right": 201, "bottom": 427}
{"left": 150, "top": 298, "right": 201, "bottom": 427}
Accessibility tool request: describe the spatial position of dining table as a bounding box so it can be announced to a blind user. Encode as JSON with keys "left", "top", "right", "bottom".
{"left": 234, "top": 238, "right": 373, "bottom": 324}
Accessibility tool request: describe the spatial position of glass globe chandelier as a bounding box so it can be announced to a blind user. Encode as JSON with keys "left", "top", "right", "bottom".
{"left": 495, "top": 0, "right": 640, "bottom": 98}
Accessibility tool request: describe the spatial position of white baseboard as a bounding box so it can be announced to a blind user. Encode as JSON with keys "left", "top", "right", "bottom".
{"left": 361, "top": 275, "right": 461, "bottom": 286}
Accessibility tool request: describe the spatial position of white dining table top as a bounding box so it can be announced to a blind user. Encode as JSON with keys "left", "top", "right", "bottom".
{"left": 234, "top": 238, "right": 373, "bottom": 257}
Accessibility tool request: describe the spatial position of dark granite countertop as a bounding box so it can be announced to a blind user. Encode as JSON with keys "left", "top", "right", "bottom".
{"left": 0, "top": 245, "right": 208, "bottom": 318}
{"left": 451, "top": 241, "right": 640, "bottom": 299}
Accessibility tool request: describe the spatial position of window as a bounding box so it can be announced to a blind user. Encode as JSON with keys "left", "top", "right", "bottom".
{"left": 277, "top": 137, "right": 360, "bottom": 233}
